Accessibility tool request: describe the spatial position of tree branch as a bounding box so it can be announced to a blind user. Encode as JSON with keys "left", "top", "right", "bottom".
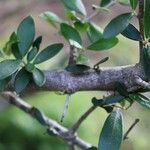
{"left": 1, "top": 91, "right": 92, "bottom": 150}
{"left": 8, "top": 64, "right": 145, "bottom": 94}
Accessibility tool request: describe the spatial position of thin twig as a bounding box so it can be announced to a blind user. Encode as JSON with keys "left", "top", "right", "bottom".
{"left": 70, "top": 106, "right": 96, "bottom": 133}
{"left": 1, "top": 91, "right": 92, "bottom": 150}
{"left": 69, "top": 144, "right": 76, "bottom": 150}
{"left": 123, "top": 119, "right": 140, "bottom": 140}
{"left": 60, "top": 94, "right": 71, "bottom": 122}
{"left": 84, "top": 0, "right": 117, "bottom": 21}
{"left": 68, "top": 45, "right": 77, "bottom": 65}
{"left": 138, "top": 0, "right": 145, "bottom": 63}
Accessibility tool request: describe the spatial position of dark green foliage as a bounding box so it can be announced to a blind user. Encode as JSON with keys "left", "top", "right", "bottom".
{"left": 0, "top": 77, "right": 11, "bottom": 92}
{"left": 74, "top": 21, "right": 89, "bottom": 32}
{"left": 3, "top": 32, "right": 18, "bottom": 55}
{"left": 100, "top": 0, "right": 112, "bottom": 7}
{"left": 65, "top": 64, "right": 90, "bottom": 74}
{"left": 129, "top": 0, "right": 138, "bottom": 9}
{"left": 14, "top": 68, "right": 30, "bottom": 93}
{"left": 60, "top": 23, "right": 82, "bottom": 48}
{"left": 142, "top": 47, "right": 150, "bottom": 80}
{"left": 129, "top": 93, "right": 150, "bottom": 108}
{"left": 0, "top": 59, "right": 21, "bottom": 80}
{"left": 103, "top": 13, "right": 133, "bottom": 38}
{"left": 114, "top": 82, "right": 128, "bottom": 97}
{"left": 40, "top": 11, "right": 62, "bottom": 28}
{"left": 32, "top": 68, "right": 46, "bottom": 87}
{"left": 33, "top": 43, "right": 63, "bottom": 64}
{"left": 87, "top": 23, "right": 103, "bottom": 43}
{"left": 27, "top": 47, "right": 38, "bottom": 62}
{"left": 87, "top": 37, "right": 118, "bottom": 51}
{"left": 62, "top": 0, "right": 87, "bottom": 16}
{"left": 98, "top": 110, "right": 123, "bottom": 150}
{"left": 144, "top": 0, "right": 150, "bottom": 38}
{"left": 32, "top": 36, "right": 42, "bottom": 50}
{"left": 17, "top": 16, "right": 35, "bottom": 56}
{"left": 121, "top": 24, "right": 142, "bottom": 41}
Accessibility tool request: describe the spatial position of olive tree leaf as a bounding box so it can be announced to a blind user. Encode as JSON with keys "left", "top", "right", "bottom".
{"left": 27, "top": 47, "right": 38, "bottom": 62}
{"left": 60, "top": 23, "right": 82, "bottom": 48}
{"left": 87, "top": 37, "right": 118, "bottom": 51}
{"left": 62, "top": 0, "right": 87, "bottom": 16}
{"left": 98, "top": 109, "right": 123, "bottom": 150}
{"left": 144, "top": 0, "right": 150, "bottom": 38}
{"left": 74, "top": 21, "right": 89, "bottom": 32}
{"left": 11, "top": 43, "right": 22, "bottom": 59}
{"left": 118, "top": 0, "right": 130, "bottom": 5}
{"left": 32, "top": 68, "right": 46, "bottom": 87}
{"left": 142, "top": 47, "right": 150, "bottom": 80}
{"left": 103, "top": 13, "right": 133, "bottom": 38}
{"left": 3, "top": 32, "right": 18, "bottom": 55}
{"left": 14, "top": 68, "right": 30, "bottom": 93}
{"left": 40, "top": 11, "right": 63, "bottom": 28}
{"left": 32, "top": 36, "right": 42, "bottom": 50}
{"left": 129, "top": 0, "right": 138, "bottom": 9}
{"left": 33, "top": 43, "right": 63, "bottom": 64}
{"left": 65, "top": 64, "right": 90, "bottom": 74}
{"left": 0, "top": 77, "right": 11, "bottom": 92}
{"left": 100, "top": 0, "right": 112, "bottom": 7}
{"left": 0, "top": 59, "right": 21, "bottom": 80}
{"left": 87, "top": 23, "right": 103, "bottom": 43}
{"left": 129, "top": 93, "right": 150, "bottom": 108}
{"left": 17, "top": 16, "right": 35, "bottom": 56}
{"left": 121, "top": 24, "right": 142, "bottom": 41}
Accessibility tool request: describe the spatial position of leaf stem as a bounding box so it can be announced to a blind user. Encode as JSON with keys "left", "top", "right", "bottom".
{"left": 123, "top": 118, "right": 140, "bottom": 140}
{"left": 70, "top": 106, "right": 96, "bottom": 133}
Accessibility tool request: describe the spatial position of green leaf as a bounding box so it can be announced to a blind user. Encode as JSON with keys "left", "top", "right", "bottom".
{"left": 118, "top": 0, "right": 130, "bottom": 5}
{"left": 65, "top": 64, "right": 90, "bottom": 74}
{"left": 74, "top": 21, "right": 89, "bottom": 32}
{"left": 14, "top": 68, "right": 30, "bottom": 93}
{"left": 100, "top": 0, "right": 112, "bottom": 7}
{"left": 114, "top": 82, "right": 128, "bottom": 97}
{"left": 98, "top": 110, "right": 123, "bottom": 150}
{"left": 33, "top": 43, "right": 63, "bottom": 64}
{"left": 60, "top": 23, "right": 82, "bottom": 48}
{"left": 32, "top": 68, "right": 46, "bottom": 86}
{"left": 87, "top": 37, "right": 118, "bottom": 51}
{"left": 40, "top": 11, "right": 62, "bottom": 28}
{"left": 3, "top": 32, "right": 18, "bottom": 55}
{"left": 142, "top": 47, "right": 150, "bottom": 80}
{"left": 129, "top": 0, "right": 138, "bottom": 9}
{"left": 103, "top": 13, "right": 133, "bottom": 38}
{"left": 11, "top": 43, "right": 22, "bottom": 59}
{"left": 121, "top": 24, "right": 142, "bottom": 41}
{"left": 129, "top": 93, "right": 150, "bottom": 108}
{"left": 62, "top": 0, "right": 87, "bottom": 16}
{"left": 0, "top": 59, "right": 21, "bottom": 80}
{"left": 87, "top": 23, "right": 103, "bottom": 43}
{"left": 0, "top": 77, "right": 11, "bottom": 92}
{"left": 25, "top": 63, "right": 35, "bottom": 73}
{"left": 144, "top": 0, "right": 150, "bottom": 38}
{"left": 105, "top": 95, "right": 125, "bottom": 105}
{"left": 17, "top": 16, "right": 35, "bottom": 56}
{"left": 87, "top": 147, "right": 97, "bottom": 150}
{"left": 32, "top": 36, "right": 42, "bottom": 50}
{"left": 27, "top": 47, "right": 38, "bottom": 62}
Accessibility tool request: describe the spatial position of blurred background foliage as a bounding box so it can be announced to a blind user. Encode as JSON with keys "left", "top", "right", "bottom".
{"left": 0, "top": 0, "right": 150, "bottom": 150}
